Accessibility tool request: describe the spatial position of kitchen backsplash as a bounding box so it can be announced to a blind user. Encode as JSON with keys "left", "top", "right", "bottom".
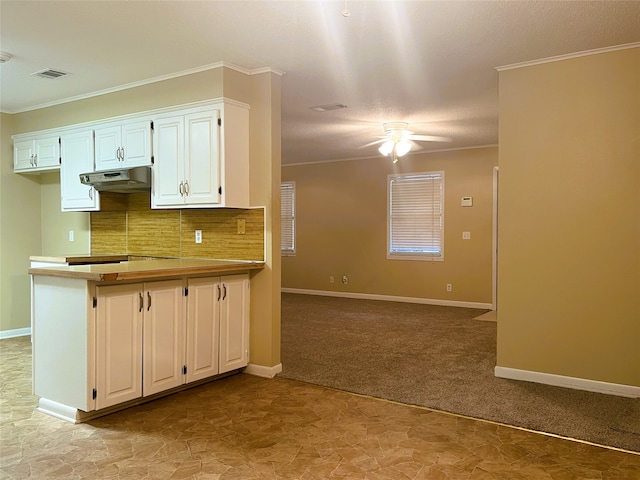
{"left": 91, "top": 193, "right": 264, "bottom": 261}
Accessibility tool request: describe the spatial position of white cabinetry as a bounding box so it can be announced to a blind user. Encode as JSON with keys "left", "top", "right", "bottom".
{"left": 152, "top": 102, "right": 249, "bottom": 209}
{"left": 218, "top": 274, "right": 250, "bottom": 373}
{"left": 185, "top": 274, "right": 249, "bottom": 382}
{"left": 95, "top": 280, "right": 184, "bottom": 409}
{"left": 94, "top": 119, "right": 152, "bottom": 171}
{"left": 95, "top": 283, "right": 143, "bottom": 409}
{"left": 14, "top": 135, "right": 60, "bottom": 172}
{"left": 60, "top": 129, "right": 100, "bottom": 211}
{"left": 31, "top": 271, "right": 249, "bottom": 422}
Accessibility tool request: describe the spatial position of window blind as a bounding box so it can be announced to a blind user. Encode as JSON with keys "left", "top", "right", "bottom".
{"left": 388, "top": 172, "right": 444, "bottom": 260}
{"left": 281, "top": 182, "right": 295, "bottom": 254}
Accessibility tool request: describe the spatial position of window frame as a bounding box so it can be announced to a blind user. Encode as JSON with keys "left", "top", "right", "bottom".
{"left": 387, "top": 171, "right": 445, "bottom": 262}
{"left": 281, "top": 181, "right": 296, "bottom": 256}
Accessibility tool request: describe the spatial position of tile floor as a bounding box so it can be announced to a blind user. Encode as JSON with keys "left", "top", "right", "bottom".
{"left": 1, "top": 336, "right": 639, "bottom": 479}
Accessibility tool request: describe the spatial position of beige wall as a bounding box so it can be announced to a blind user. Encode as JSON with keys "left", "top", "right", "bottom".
{"left": 497, "top": 47, "right": 640, "bottom": 386}
{"left": 1, "top": 113, "right": 42, "bottom": 332}
{"left": 282, "top": 147, "right": 497, "bottom": 304}
{"left": 2, "top": 66, "right": 282, "bottom": 369}
{"left": 248, "top": 72, "right": 282, "bottom": 368}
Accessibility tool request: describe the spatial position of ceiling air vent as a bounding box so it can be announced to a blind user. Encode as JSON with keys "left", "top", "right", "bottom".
{"left": 31, "top": 68, "right": 71, "bottom": 79}
{"left": 309, "top": 103, "right": 347, "bottom": 112}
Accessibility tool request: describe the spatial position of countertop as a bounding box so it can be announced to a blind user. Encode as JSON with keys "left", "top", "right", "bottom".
{"left": 29, "top": 258, "right": 265, "bottom": 282}
{"left": 30, "top": 254, "right": 130, "bottom": 265}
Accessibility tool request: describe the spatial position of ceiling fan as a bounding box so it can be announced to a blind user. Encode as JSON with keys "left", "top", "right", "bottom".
{"left": 375, "top": 122, "right": 451, "bottom": 163}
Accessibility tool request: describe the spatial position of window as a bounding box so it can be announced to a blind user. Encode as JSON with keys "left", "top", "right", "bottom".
{"left": 281, "top": 182, "right": 296, "bottom": 255}
{"left": 388, "top": 171, "right": 444, "bottom": 261}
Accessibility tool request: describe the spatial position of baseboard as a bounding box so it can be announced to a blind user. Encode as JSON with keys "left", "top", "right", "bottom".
{"left": 245, "top": 363, "right": 283, "bottom": 379}
{"left": 0, "top": 327, "right": 31, "bottom": 340}
{"left": 282, "top": 288, "right": 492, "bottom": 310}
{"left": 495, "top": 366, "right": 640, "bottom": 398}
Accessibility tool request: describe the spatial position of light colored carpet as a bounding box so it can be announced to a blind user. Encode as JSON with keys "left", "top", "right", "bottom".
{"left": 279, "top": 293, "right": 640, "bottom": 453}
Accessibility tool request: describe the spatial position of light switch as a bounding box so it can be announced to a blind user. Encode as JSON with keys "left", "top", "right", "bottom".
{"left": 195, "top": 230, "right": 202, "bottom": 243}
{"left": 68, "top": 230, "right": 74, "bottom": 242}
{"left": 237, "top": 219, "right": 246, "bottom": 235}
{"left": 462, "top": 231, "right": 471, "bottom": 240}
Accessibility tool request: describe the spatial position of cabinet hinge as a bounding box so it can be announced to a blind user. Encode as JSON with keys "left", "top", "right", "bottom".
{"left": 92, "top": 297, "right": 97, "bottom": 308}
{"left": 92, "top": 388, "right": 97, "bottom": 400}
{"left": 217, "top": 118, "right": 222, "bottom": 127}
{"left": 182, "top": 365, "right": 187, "bottom": 375}
{"left": 184, "top": 287, "right": 188, "bottom": 296}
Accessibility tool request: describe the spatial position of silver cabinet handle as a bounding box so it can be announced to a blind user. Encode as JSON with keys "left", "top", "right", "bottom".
{"left": 33, "top": 154, "right": 38, "bottom": 166}
{"left": 29, "top": 155, "right": 34, "bottom": 166}
{"left": 147, "top": 292, "right": 151, "bottom": 311}
{"left": 179, "top": 181, "right": 184, "bottom": 196}
{"left": 184, "top": 180, "right": 189, "bottom": 196}
{"left": 120, "top": 146, "right": 124, "bottom": 161}
{"left": 89, "top": 187, "right": 93, "bottom": 200}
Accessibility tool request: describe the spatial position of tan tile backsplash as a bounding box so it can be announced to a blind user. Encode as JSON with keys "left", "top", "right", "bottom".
{"left": 91, "top": 193, "right": 264, "bottom": 261}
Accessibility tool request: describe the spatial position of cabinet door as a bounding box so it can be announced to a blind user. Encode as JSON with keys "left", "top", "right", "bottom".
{"left": 94, "top": 125, "right": 121, "bottom": 171}
{"left": 184, "top": 110, "right": 221, "bottom": 205}
{"left": 186, "top": 277, "right": 220, "bottom": 382}
{"left": 96, "top": 284, "right": 143, "bottom": 410}
{"left": 13, "top": 139, "right": 34, "bottom": 171}
{"left": 35, "top": 136, "right": 61, "bottom": 169}
{"left": 219, "top": 274, "right": 249, "bottom": 374}
{"left": 152, "top": 116, "right": 185, "bottom": 208}
{"left": 121, "top": 120, "right": 152, "bottom": 168}
{"left": 143, "top": 280, "right": 185, "bottom": 396}
{"left": 60, "top": 130, "right": 100, "bottom": 211}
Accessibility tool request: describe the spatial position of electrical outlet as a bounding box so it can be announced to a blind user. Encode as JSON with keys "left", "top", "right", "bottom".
{"left": 237, "top": 219, "right": 246, "bottom": 235}
{"left": 446, "top": 284, "right": 452, "bottom": 292}
{"left": 195, "top": 230, "right": 202, "bottom": 243}
{"left": 462, "top": 231, "right": 471, "bottom": 240}
{"left": 68, "top": 230, "right": 74, "bottom": 242}
{"left": 329, "top": 276, "right": 334, "bottom": 284}
{"left": 342, "top": 275, "right": 349, "bottom": 285}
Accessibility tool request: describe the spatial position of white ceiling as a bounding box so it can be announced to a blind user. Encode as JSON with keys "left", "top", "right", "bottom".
{"left": 2, "top": 1, "right": 639, "bottom": 165}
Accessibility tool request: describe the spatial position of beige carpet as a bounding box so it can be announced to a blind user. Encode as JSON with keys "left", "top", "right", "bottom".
{"left": 279, "top": 293, "right": 640, "bottom": 453}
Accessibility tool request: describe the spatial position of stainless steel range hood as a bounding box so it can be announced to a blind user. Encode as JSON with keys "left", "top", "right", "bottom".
{"left": 79, "top": 166, "right": 151, "bottom": 193}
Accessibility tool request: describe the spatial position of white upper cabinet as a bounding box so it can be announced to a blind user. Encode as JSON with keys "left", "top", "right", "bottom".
{"left": 60, "top": 129, "right": 100, "bottom": 212}
{"left": 152, "top": 102, "right": 249, "bottom": 209}
{"left": 94, "top": 119, "right": 152, "bottom": 171}
{"left": 13, "top": 135, "right": 60, "bottom": 173}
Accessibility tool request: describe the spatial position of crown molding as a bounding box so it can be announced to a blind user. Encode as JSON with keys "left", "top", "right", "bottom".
{"left": 496, "top": 42, "right": 640, "bottom": 72}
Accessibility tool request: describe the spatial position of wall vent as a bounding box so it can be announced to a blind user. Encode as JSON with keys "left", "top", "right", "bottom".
{"left": 31, "top": 68, "right": 71, "bottom": 79}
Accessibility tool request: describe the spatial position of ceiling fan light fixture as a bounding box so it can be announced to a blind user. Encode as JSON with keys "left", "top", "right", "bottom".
{"left": 395, "top": 139, "right": 412, "bottom": 157}
{"left": 378, "top": 140, "right": 394, "bottom": 156}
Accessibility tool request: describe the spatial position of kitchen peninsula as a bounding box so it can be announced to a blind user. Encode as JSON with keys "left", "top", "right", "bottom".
{"left": 30, "top": 257, "right": 263, "bottom": 423}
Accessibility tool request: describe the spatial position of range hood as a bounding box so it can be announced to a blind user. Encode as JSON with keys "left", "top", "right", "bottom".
{"left": 79, "top": 166, "right": 151, "bottom": 193}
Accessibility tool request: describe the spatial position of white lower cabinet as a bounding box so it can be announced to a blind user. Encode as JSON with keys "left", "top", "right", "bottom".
{"left": 92, "top": 274, "right": 248, "bottom": 412}
{"left": 95, "top": 283, "right": 144, "bottom": 410}
{"left": 186, "top": 274, "right": 249, "bottom": 382}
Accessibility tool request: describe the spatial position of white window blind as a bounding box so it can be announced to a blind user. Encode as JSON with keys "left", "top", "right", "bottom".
{"left": 281, "top": 182, "right": 295, "bottom": 255}
{"left": 388, "top": 172, "right": 444, "bottom": 261}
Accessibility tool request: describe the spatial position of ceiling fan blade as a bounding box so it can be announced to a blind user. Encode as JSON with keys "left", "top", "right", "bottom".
{"left": 410, "top": 134, "right": 452, "bottom": 142}
{"left": 360, "top": 138, "right": 386, "bottom": 148}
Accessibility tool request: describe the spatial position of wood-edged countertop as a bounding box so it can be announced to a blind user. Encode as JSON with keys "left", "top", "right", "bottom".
{"left": 29, "top": 258, "right": 265, "bottom": 282}
{"left": 30, "top": 254, "right": 130, "bottom": 265}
